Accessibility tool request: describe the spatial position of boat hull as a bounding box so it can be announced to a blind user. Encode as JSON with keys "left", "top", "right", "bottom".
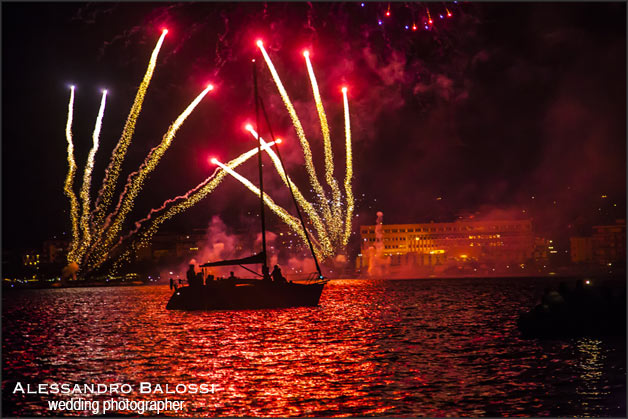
{"left": 517, "top": 304, "right": 626, "bottom": 338}
{"left": 166, "top": 281, "right": 326, "bottom": 310}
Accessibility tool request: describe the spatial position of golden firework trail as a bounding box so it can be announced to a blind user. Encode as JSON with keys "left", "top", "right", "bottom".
{"left": 95, "top": 84, "right": 214, "bottom": 266}
{"left": 91, "top": 29, "right": 168, "bottom": 235}
{"left": 247, "top": 127, "right": 333, "bottom": 257}
{"left": 213, "top": 158, "right": 323, "bottom": 259}
{"left": 64, "top": 86, "right": 81, "bottom": 263}
{"left": 256, "top": 42, "right": 334, "bottom": 228}
{"left": 77, "top": 89, "right": 108, "bottom": 260}
{"left": 304, "top": 51, "right": 343, "bottom": 237}
{"left": 342, "top": 87, "right": 354, "bottom": 246}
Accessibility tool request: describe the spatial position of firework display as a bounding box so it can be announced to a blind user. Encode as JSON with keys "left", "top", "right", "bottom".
{"left": 4, "top": 3, "right": 627, "bottom": 417}
{"left": 61, "top": 31, "right": 219, "bottom": 276}
{"left": 62, "top": 33, "right": 356, "bottom": 275}
{"left": 250, "top": 43, "right": 354, "bottom": 257}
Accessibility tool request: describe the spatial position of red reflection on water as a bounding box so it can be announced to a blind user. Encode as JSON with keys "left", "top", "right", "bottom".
{"left": 2, "top": 280, "right": 625, "bottom": 417}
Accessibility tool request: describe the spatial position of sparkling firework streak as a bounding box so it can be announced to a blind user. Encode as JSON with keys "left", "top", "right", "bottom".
{"left": 91, "top": 29, "right": 168, "bottom": 235}
{"left": 304, "top": 51, "right": 343, "bottom": 239}
{"left": 63, "top": 86, "right": 81, "bottom": 262}
{"left": 342, "top": 87, "right": 354, "bottom": 247}
{"left": 213, "top": 158, "right": 323, "bottom": 260}
{"left": 77, "top": 89, "right": 108, "bottom": 260}
{"left": 95, "top": 84, "right": 214, "bottom": 266}
{"left": 247, "top": 127, "right": 334, "bottom": 257}
{"left": 257, "top": 41, "right": 334, "bottom": 228}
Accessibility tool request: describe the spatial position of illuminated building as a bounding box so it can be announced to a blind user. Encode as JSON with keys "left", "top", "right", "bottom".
{"left": 21, "top": 251, "right": 40, "bottom": 279}
{"left": 533, "top": 237, "right": 550, "bottom": 264}
{"left": 570, "top": 237, "right": 593, "bottom": 263}
{"left": 357, "top": 218, "right": 535, "bottom": 274}
{"left": 592, "top": 219, "right": 625, "bottom": 265}
{"left": 22, "top": 251, "right": 40, "bottom": 267}
{"left": 570, "top": 219, "right": 625, "bottom": 266}
{"left": 136, "top": 230, "right": 205, "bottom": 262}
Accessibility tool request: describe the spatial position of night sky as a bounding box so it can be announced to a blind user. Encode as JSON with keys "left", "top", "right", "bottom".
{"left": 2, "top": 2, "right": 625, "bottom": 255}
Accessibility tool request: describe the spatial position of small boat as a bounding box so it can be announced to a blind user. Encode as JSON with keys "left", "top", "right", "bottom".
{"left": 166, "top": 60, "right": 328, "bottom": 311}
{"left": 517, "top": 280, "right": 626, "bottom": 338}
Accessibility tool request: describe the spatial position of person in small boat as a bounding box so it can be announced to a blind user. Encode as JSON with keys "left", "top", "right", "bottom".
{"left": 533, "top": 287, "right": 565, "bottom": 315}
{"left": 262, "top": 265, "right": 272, "bottom": 282}
{"left": 195, "top": 272, "right": 204, "bottom": 287}
{"left": 542, "top": 287, "right": 565, "bottom": 307}
{"left": 169, "top": 277, "right": 174, "bottom": 290}
{"left": 271, "top": 265, "right": 287, "bottom": 283}
{"left": 186, "top": 264, "right": 196, "bottom": 285}
{"left": 228, "top": 271, "right": 237, "bottom": 281}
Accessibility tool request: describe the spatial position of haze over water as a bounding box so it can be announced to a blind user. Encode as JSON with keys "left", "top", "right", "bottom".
{"left": 3, "top": 278, "right": 625, "bottom": 417}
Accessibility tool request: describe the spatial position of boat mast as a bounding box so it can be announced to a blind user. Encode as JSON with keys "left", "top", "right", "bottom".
{"left": 258, "top": 97, "right": 324, "bottom": 279}
{"left": 253, "top": 59, "right": 267, "bottom": 269}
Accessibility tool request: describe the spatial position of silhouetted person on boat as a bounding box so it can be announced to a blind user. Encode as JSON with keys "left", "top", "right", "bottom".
{"left": 195, "top": 272, "right": 204, "bottom": 287}
{"left": 272, "top": 265, "right": 287, "bottom": 283}
{"left": 169, "top": 278, "right": 174, "bottom": 290}
{"left": 262, "top": 265, "right": 272, "bottom": 282}
{"left": 542, "top": 287, "right": 564, "bottom": 307}
{"left": 558, "top": 282, "right": 571, "bottom": 302}
{"left": 228, "top": 271, "right": 237, "bottom": 281}
{"left": 186, "top": 264, "right": 196, "bottom": 286}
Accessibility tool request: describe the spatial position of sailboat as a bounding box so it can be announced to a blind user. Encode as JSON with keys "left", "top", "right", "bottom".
{"left": 166, "top": 58, "right": 328, "bottom": 310}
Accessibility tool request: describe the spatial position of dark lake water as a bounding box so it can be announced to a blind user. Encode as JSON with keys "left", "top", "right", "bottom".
{"left": 2, "top": 278, "right": 626, "bottom": 417}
